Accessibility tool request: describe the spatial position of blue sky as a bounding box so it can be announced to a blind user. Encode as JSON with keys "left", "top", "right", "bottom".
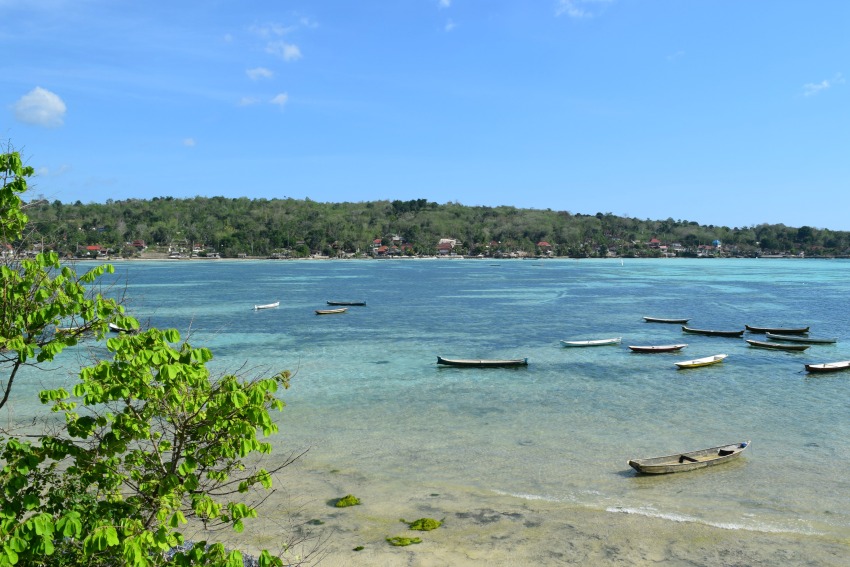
{"left": 3, "top": 0, "right": 848, "bottom": 230}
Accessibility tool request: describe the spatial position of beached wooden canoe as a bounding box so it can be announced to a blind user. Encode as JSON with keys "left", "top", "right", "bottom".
{"left": 643, "top": 316, "right": 690, "bottom": 324}
{"left": 253, "top": 301, "right": 280, "bottom": 310}
{"left": 315, "top": 307, "right": 348, "bottom": 315}
{"left": 745, "top": 324, "right": 809, "bottom": 334}
{"left": 746, "top": 339, "right": 809, "bottom": 351}
{"left": 681, "top": 326, "right": 744, "bottom": 337}
{"left": 766, "top": 333, "right": 837, "bottom": 344}
{"left": 437, "top": 356, "right": 528, "bottom": 368}
{"left": 326, "top": 301, "right": 366, "bottom": 306}
{"left": 674, "top": 354, "right": 727, "bottom": 369}
{"left": 560, "top": 337, "right": 621, "bottom": 347}
{"left": 628, "top": 441, "right": 750, "bottom": 474}
{"left": 628, "top": 344, "right": 687, "bottom": 353}
{"left": 805, "top": 360, "right": 850, "bottom": 373}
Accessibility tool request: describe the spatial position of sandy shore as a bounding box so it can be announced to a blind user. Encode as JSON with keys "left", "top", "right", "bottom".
{"left": 187, "top": 459, "right": 850, "bottom": 567}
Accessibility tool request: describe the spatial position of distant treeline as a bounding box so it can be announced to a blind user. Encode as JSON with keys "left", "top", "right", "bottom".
{"left": 20, "top": 196, "right": 850, "bottom": 258}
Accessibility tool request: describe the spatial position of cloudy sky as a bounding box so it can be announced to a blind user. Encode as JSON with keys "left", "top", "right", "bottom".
{"left": 3, "top": 0, "right": 848, "bottom": 229}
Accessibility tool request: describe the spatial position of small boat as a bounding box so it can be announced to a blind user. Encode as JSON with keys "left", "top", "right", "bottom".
{"left": 643, "top": 316, "right": 690, "bottom": 324}
{"left": 745, "top": 325, "right": 809, "bottom": 335}
{"left": 628, "top": 441, "right": 750, "bottom": 474}
{"left": 108, "top": 323, "right": 136, "bottom": 334}
{"left": 436, "top": 356, "right": 528, "bottom": 368}
{"left": 674, "top": 354, "right": 727, "bottom": 369}
{"left": 326, "top": 301, "right": 366, "bottom": 306}
{"left": 766, "top": 333, "right": 837, "bottom": 344}
{"left": 560, "top": 337, "right": 622, "bottom": 347}
{"left": 253, "top": 301, "right": 280, "bottom": 310}
{"left": 628, "top": 344, "right": 687, "bottom": 353}
{"left": 746, "top": 339, "right": 809, "bottom": 351}
{"left": 681, "top": 326, "right": 744, "bottom": 337}
{"left": 315, "top": 307, "right": 348, "bottom": 315}
{"left": 805, "top": 360, "right": 850, "bottom": 373}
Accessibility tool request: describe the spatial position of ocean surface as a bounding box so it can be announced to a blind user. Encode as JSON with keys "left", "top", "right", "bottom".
{"left": 9, "top": 258, "right": 850, "bottom": 553}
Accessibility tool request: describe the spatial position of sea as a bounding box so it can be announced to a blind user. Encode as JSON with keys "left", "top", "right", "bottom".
{"left": 8, "top": 257, "right": 850, "bottom": 562}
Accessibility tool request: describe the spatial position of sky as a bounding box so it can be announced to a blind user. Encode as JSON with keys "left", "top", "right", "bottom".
{"left": 2, "top": 0, "right": 849, "bottom": 230}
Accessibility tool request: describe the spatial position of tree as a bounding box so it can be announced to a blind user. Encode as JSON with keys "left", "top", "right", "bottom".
{"left": 0, "top": 147, "right": 304, "bottom": 566}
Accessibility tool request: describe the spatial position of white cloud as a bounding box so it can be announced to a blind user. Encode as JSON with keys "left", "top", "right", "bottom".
{"left": 247, "top": 67, "right": 274, "bottom": 80}
{"left": 556, "top": 0, "right": 613, "bottom": 19}
{"left": 803, "top": 73, "right": 844, "bottom": 97}
{"left": 13, "top": 87, "right": 67, "bottom": 127}
{"left": 250, "top": 23, "right": 292, "bottom": 38}
{"left": 266, "top": 41, "right": 302, "bottom": 61}
{"left": 183, "top": 138, "right": 196, "bottom": 147}
{"left": 439, "top": 0, "right": 451, "bottom": 8}
{"left": 271, "top": 93, "right": 289, "bottom": 107}
{"left": 445, "top": 19, "right": 457, "bottom": 32}
{"left": 238, "top": 96, "right": 261, "bottom": 106}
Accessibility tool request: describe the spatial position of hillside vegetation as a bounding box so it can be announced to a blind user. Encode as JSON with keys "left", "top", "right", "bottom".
{"left": 22, "top": 197, "right": 850, "bottom": 258}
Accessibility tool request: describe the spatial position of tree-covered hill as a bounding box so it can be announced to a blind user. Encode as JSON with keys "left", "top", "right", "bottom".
{"left": 21, "top": 197, "right": 850, "bottom": 259}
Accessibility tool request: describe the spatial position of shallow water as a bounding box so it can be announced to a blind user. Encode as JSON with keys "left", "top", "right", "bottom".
{"left": 9, "top": 258, "right": 850, "bottom": 558}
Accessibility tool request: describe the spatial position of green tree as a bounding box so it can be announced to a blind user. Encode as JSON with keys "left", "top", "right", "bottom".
{"left": 0, "top": 147, "right": 303, "bottom": 566}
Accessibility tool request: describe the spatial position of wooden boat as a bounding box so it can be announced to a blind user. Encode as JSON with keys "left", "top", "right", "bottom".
{"left": 436, "top": 356, "right": 528, "bottom": 368}
{"left": 746, "top": 339, "right": 809, "bottom": 351}
{"left": 628, "top": 441, "right": 750, "bottom": 474}
{"left": 681, "top": 326, "right": 744, "bottom": 337}
{"left": 766, "top": 333, "right": 837, "bottom": 344}
{"left": 253, "top": 301, "right": 280, "bottom": 310}
{"left": 315, "top": 307, "right": 348, "bottom": 315}
{"left": 745, "top": 324, "right": 809, "bottom": 335}
{"left": 805, "top": 360, "right": 850, "bottom": 373}
{"left": 326, "top": 301, "right": 366, "bottom": 306}
{"left": 108, "top": 323, "right": 136, "bottom": 334}
{"left": 560, "top": 337, "right": 621, "bottom": 347}
{"left": 674, "top": 354, "right": 727, "bottom": 369}
{"left": 643, "top": 316, "right": 689, "bottom": 324}
{"left": 628, "top": 344, "right": 687, "bottom": 353}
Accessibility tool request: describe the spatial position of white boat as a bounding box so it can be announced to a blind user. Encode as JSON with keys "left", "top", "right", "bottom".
{"left": 674, "top": 354, "right": 727, "bottom": 369}
{"left": 253, "top": 301, "right": 280, "bottom": 310}
{"left": 560, "top": 337, "right": 622, "bottom": 347}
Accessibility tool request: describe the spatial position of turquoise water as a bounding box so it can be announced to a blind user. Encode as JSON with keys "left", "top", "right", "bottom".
{"left": 11, "top": 258, "right": 850, "bottom": 544}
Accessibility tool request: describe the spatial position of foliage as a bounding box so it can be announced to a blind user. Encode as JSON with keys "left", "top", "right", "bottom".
{"left": 1, "top": 327, "right": 291, "bottom": 566}
{"left": 333, "top": 495, "right": 361, "bottom": 508}
{"left": 22, "top": 195, "right": 850, "bottom": 259}
{"left": 1, "top": 146, "right": 300, "bottom": 566}
{"left": 401, "top": 518, "right": 442, "bottom": 531}
{"left": 385, "top": 536, "right": 421, "bottom": 547}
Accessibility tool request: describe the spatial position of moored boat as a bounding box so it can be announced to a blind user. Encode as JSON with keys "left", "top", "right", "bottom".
{"left": 628, "top": 441, "right": 750, "bottom": 474}
{"left": 436, "top": 356, "right": 528, "bottom": 368}
{"left": 805, "top": 360, "right": 850, "bottom": 373}
{"left": 253, "top": 301, "right": 280, "bottom": 310}
{"left": 108, "top": 322, "right": 137, "bottom": 334}
{"left": 746, "top": 339, "right": 809, "bottom": 351}
{"left": 315, "top": 307, "right": 348, "bottom": 315}
{"left": 681, "top": 326, "right": 744, "bottom": 337}
{"left": 560, "top": 337, "right": 621, "bottom": 347}
{"left": 766, "top": 333, "right": 837, "bottom": 344}
{"left": 643, "top": 316, "right": 690, "bottom": 324}
{"left": 628, "top": 344, "right": 687, "bottom": 353}
{"left": 326, "top": 301, "right": 366, "bottom": 306}
{"left": 674, "top": 354, "right": 727, "bottom": 369}
{"left": 745, "top": 324, "right": 809, "bottom": 334}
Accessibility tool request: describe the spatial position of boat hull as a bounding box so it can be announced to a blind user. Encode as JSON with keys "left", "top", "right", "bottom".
{"left": 746, "top": 325, "right": 809, "bottom": 334}
{"left": 326, "top": 301, "right": 366, "bottom": 306}
{"left": 437, "top": 356, "right": 528, "bottom": 368}
{"left": 628, "top": 344, "right": 687, "bottom": 353}
{"left": 560, "top": 338, "right": 621, "bottom": 347}
{"left": 674, "top": 354, "right": 727, "bottom": 368}
{"left": 628, "top": 441, "right": 750, "bottom": 474}
{"left": 746, "top": 339, "right": 809, "bottom": 351}
{"left": 315, "top": 308, "right": 348, "bottom": 315}
{"left": 766, "top": 333, "right": 837, "bottom": 344}
{"left": 805, "top": 361, "right": 850, "bottom": 373}
{"left": 681, "top": 326, "right": 744, "bottom": 337}
{"left": 643, "top": 317, "right": 689, "bottom": 324}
